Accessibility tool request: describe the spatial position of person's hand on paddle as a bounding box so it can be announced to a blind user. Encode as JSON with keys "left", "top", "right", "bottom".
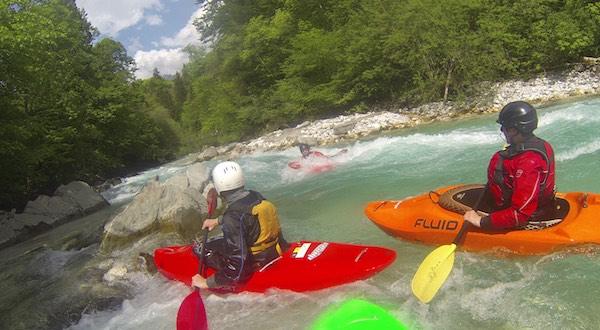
{"left": 464, "top": 210, "right": 482, "bottom": 227}
{"left": 202, "top": 218, "right": 219, "bottom": 231}
{"left": 191, "top": 274, "right": 209, "bottom": 289}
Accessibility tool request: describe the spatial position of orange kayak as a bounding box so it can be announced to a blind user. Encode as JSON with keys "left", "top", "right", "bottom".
{"left": 364, "top": 184, "right": 600, "bottom": 255}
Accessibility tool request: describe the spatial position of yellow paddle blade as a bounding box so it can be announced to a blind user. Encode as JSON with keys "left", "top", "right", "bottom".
{"left": 411, "top": 243, "right": 457, "bottom": 304}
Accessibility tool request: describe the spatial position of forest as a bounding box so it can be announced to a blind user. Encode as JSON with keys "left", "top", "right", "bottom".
{"left": 1, "top": 0, "right": 599, "bottom": 210}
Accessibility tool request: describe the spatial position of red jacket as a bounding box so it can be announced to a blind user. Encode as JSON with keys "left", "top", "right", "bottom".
{"left": 305, "top": 151, "right": 325, "bottom": 158}
{"left": 483, "top": 136, "right": 555, "bottom": 230}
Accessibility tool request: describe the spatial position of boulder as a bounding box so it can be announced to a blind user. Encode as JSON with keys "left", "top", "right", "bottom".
{"left": 196, "top": 146, "right": 218, "bottom": 162}
{"left": 22, "top": 194, "right": 80, "bottom": 226}
{"left": 14, "top": 213, "right": 50, "bottom": 227}
{"left": 333, "top": 121, "right": 356, "bottom": 136}
{"left": 101, "top": 164, "right": 212, "bottom": 251}
{"left": 0, "top": 181, "right": 109, "bottom": 250}
{"left": 297, "top": 136, "right": 319, "bottom": 146}
{"left": 186, "top": 163, "right": 211, "bottom": 190}
{"left": 20, "top": 181, "right": 108, "bottom": 226}
{"left": 55, "top": 181, "right": 109, "bottom": 214}
{"left": 0, "top": 227, "right": 16, "bottom": 248}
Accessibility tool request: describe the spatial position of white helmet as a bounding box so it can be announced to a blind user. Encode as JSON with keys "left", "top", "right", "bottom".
{"left": 212, "top": 161, "right": 245, "bottom": 193}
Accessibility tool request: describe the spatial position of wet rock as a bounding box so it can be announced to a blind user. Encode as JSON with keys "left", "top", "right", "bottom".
{"left": 104, "top": 262, "right": 128, "bottom": 282}
{"left": 333, "top": 121, "right": 356, "bottom": 135}
{"left": 95, "top": 177, "right": 122, "bottom": 193}
{"left": 56, "top": 181, "right": 109, "bottom": 214}
{"left": 23, "top": 194, "right": 80, "bottom": 225}
{"left": 0, "top": 225, "right": 16, "bottom": 248}
{"left": 138, "top": 252, "right": 157, "bottom": 274}
{"left": 1, "top": 181, "right": 109, "bottom": 250}
{"left": 217, "top": 143, "right": 236, "bottom": 155}
{"left": 101, "top": 163, "right": 212, "bottom": 251}
{"left": 297, "top": 136, "right": 318, "bottom": 146}
{"left": 196, "top": 146, "right": 218, "bottom": 162}
{"left": 185, "top": 163, "right": 211, "bottom": 190}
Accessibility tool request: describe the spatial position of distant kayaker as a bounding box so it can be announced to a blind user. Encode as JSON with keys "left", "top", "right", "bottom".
{"left": 288, "top": 144, "right": 348, "bottom": 171}
{"left": 464, "top": 101, "right": 556, "bottom": 230}
{"left": 298, "top": 143, "right": 348, "bottom": 159}
{"left": 191, "top": 161, "right": 289, "bottom": 290}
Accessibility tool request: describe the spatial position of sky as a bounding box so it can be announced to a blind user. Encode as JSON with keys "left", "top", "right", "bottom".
{"left": 76, "top": 0, "right": 205, "bottom": 79}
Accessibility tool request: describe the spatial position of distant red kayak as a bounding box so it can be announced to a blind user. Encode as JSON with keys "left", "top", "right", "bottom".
{"left": 154, "top": 241, "right": 396, "bottom": 293}
{"left": 288, "top": 159, "right": 336, "bottom": 173}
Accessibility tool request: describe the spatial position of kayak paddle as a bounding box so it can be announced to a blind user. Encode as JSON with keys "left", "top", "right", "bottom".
{"left": 411, "top": 185, "right": 487, "bottom": 303}
{"left": 176, "top": 187, "right": 218, "bottom": 330}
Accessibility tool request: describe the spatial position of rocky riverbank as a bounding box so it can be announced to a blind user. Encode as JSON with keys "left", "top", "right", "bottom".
{"left": 0, "top": 181, "right": 109, "bottom": 249}
{"left": 193, "top": 62, "right": 600, "bottom": 161}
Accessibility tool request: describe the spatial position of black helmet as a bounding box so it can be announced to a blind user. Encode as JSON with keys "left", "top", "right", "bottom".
{"left": 497, "top": 101, "right": 538, "bottom": 134}
{"left": 298, "top": 143, "right": 310, "bottom": 152}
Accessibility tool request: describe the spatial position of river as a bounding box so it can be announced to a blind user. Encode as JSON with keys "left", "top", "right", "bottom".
{"left": 1, "top": 97, "right": 599, "bottom": 330}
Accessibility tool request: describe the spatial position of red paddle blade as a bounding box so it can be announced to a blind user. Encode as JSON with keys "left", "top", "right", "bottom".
{"left": 176, "top": 187, "right": 217, "bottom": 330}
{"left": 206, "top": 188, "right": 218, "bottom": 216}
{"left": 176, "top": 291, "right": 208, "bottom": 330}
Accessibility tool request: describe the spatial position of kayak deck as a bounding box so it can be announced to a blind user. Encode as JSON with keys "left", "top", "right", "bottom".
{"left": 364, "top": 185, "right": 600, "bottom": 255}
{"left": 154, "top": 241, "right": 396, "bottom": 292}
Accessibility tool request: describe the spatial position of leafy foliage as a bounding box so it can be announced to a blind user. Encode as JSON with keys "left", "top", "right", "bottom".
{"left": 0, "top": 0, "right": 177, "bottom": 210}
{"left": 183, "top": 0, "right": 598, "bottom": 146}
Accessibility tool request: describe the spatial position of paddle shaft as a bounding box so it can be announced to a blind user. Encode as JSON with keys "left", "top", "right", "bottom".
{"left": 453, "top": 185, "right": 488, "bottom": 245}
{"left": 198, "top": 188, "right": 218, "bottom": 277}
{"left": 198, "top": 229, "right": 209, "bottom": 277}
{"left": 175, "top": 188, "right": 218, "bottom": 330}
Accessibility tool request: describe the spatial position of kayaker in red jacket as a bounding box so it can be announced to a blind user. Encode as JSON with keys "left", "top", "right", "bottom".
{"left": 299, "top": 143, "right": 347, "bottom": 159}
{"left": 464, "top": 101, "right": 556, "bottom": 230}
{"left": 287, "top": 143, "right": 347, "bottom": 169}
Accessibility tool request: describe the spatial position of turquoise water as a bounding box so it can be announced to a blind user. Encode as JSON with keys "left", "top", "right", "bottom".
{"left": 4, "top": 97, "right": 599, "bottom": 330}
{"left": 223, "top": 97, "right": 600, "bottom": 330}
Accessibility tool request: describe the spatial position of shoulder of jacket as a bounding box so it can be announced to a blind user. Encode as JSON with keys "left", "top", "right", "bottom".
{"left": 228, "top": 190, "right": 264, "bottom": 211}
{"left": 513, "top": 151, "right": 546, "bottom": 167}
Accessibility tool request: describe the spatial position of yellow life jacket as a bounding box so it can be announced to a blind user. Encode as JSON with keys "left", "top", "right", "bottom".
{"left": 250, "top": 200, "right": 282, "bottom": 255}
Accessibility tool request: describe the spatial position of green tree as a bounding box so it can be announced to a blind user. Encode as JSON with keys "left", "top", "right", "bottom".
{"left": 172, "top": 72, "right": 187, "bottom": 119}
{"left": 1, "top": 0, "right": 97, "bottom": 208}
{"left": 142, "top": 75, "right": 177, "bottom": 118}
{"left": 0, "top": 0, "right": 180, "bottom": 210}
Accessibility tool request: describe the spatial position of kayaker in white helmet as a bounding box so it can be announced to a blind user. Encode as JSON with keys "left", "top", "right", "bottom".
{"left": 191, "top": 161, "right": 289, "bottom": 291}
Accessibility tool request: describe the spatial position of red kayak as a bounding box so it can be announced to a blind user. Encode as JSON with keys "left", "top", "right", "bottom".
{"left": 154, "top": 241, "right": 396, "bottom": 293}
{"left": 288, "top": 160, "right": 335, "bottom": 173}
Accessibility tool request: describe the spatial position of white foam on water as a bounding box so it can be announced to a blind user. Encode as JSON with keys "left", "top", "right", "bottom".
{"left": 556, "top": 139, "right": 600, "bottom": 162}
{"left": 101, "top": 165, "right": 187, "bottom": 204}
{"left": 540, "top": 109, "right": 593, "bottom": 127}
{"left": 69, "top": 274, "right": 393, "bottom": 330}
{"left": 539, "top": 101, "right": 600, "bottom": 128}
{"left": 68, "top": 274, "right": 187, "bottom": 330}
